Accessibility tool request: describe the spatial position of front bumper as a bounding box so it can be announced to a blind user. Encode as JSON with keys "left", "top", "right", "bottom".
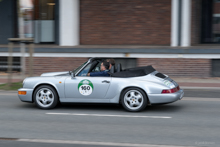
{"left": 18, "top": 88, "right": 34, "bottom": 102}
{"left": 148, "top": 89, "right": 184, "bottom": 104}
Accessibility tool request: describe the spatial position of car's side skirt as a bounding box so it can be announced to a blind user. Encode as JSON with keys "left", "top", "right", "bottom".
{"left": 59, "top": 98, "right": 113, "bottom": 103}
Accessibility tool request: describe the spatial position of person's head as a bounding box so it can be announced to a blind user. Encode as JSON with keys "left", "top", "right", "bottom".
{"left": 106, "top": 58, "right": 115, "bottom": 69}
{"left": 101, "top": 61, "right": 110, "bottom": 71}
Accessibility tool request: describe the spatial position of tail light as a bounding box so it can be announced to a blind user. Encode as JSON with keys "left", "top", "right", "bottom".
{"left": 162, "top": 86, "right": 180, "bottom": 94}
{"left": 177, "top": 86, "right": 180, "bottom": 90}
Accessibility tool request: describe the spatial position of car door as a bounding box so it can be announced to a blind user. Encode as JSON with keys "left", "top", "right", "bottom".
{"left": 64, "top": 76, "right": 112, "bottom": 99}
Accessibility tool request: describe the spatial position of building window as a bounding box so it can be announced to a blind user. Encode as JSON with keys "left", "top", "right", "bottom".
{"left": 17, "top": 0, "right": 34, "bottom": 38}
{"left": 33, "top": 0, "right": 56, "bottom": 43}
{"left": 212, "top": 59, "right": 220, "bottom": 77}
{"left": 0, "top": 57, "right": 20, "bottom": 73}
{"left": 213, "top": 0, "right": 220, "bottom": 43}
{"left": 17, "top": 0, "right": 56, "bottom": 43}
{"left": 201, "top": 0, "right": 220, "bottom": 43}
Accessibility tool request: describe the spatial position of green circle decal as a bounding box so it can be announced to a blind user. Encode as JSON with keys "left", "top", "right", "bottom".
{"left": 78, "top": 79, "right": 94, "bottom": 96}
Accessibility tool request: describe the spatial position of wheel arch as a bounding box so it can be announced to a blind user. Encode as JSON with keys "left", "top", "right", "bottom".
{"left": 119, "top": 86, "right": 150, "bottom": 104}
{"left": 32, "top": 83, "right": 60, "bottom": 102}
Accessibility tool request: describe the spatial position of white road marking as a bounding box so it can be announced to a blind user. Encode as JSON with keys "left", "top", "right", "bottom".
{"left": 46, "top": 113, "right": 172, "bottom": 119}
{"left": 18, "top": 139, "right": 196, "bottom": 147}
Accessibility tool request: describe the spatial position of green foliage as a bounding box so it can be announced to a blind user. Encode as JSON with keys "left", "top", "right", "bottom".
{"left": 0, "top": 82, "right": 22, "bottom": 90}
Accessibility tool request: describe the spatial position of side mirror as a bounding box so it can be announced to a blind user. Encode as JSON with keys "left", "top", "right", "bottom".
{"left": 71, "top": 72, "right": 75, "bottom": 79}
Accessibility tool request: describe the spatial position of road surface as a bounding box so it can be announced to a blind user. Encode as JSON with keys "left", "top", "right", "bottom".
{"left": 0, "top": 89, "right": 219, "bottom": 147}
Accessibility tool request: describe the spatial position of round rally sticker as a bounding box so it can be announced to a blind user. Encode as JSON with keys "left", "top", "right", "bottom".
{"left": 78, "top": 79, "right": 94, "bottom": 96}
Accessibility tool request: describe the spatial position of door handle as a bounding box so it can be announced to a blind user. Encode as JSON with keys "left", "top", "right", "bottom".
{"left": 102, "top": 80, "right": 110, "bottom": 83}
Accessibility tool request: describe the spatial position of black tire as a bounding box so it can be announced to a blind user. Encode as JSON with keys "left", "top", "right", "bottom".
{"left": 33, "top": 85, "right": 58, "bottom": 109}
{"left": 121, "top": 88, "right": 147, "bottom": 112}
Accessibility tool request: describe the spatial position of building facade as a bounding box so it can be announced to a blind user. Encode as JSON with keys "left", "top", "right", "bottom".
{"left": 0, "top": 0, "right": 219, "bottom": 46}
{"left": 0, "top": 0, "right": 220, "bottom": 77}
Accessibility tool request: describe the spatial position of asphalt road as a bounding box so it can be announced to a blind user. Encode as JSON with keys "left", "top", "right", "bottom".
{"left": 0, "top": 89, "right": 220, "bottom": 147}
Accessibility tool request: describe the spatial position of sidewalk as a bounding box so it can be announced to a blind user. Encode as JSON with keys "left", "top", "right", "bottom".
{"left": 0, "top": 74, "right": 24, "bottom": 84}
{"left": 1, "top": 75, "right": 220, "bottom": 90}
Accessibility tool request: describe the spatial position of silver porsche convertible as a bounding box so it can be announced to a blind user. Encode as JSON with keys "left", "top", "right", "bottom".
{"left": 18, "top": 58, "right": 184, "bottom": 112}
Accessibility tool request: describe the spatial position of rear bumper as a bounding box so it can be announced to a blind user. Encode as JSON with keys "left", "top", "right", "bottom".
{"left": 18, "top": 88, "right": 34, "bottom": 102}
{"left": 148, "top": 89, "right": 184, "bottom": 104}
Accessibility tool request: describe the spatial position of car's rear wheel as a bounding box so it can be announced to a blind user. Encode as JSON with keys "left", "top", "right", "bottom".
{"left": 121, "top": 88, "right": 147, "bottom": 112}
{"left": 34, "top": 85, "right": 58, "bottom": 109}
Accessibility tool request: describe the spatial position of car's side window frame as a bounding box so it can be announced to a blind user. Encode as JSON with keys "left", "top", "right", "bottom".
{"left": 75, "top": 61, "right": 90, "bottom": 76}
{"left": 77, "top": 63, "right": 93, "bottom": 77}
{"left": 91, "top": 62, "right": 102, "bottom": 72}
{"left": 75, "top": 60, "right": 100, "bottom": 77}
{"left": 75, "top": 59, "right": 108, "bottom": 77}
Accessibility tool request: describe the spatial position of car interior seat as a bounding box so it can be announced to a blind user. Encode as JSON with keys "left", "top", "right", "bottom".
{"left": 110, "top": 65, "right": 115, "bottom": 74}
{"left": 116, "top": 63, "right": 122, "bottom": 72}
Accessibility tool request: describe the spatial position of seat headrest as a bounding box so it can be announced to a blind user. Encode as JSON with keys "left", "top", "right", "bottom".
{"left": 110, "top": 65, "right": 115, "bottom": 73}
{"left": 117, "top": 63, "right": 122, "bottom": 72}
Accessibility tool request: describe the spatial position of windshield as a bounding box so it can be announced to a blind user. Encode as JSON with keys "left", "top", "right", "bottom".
{"left": 73, "top": 61, "right": 88, "bottom": 74}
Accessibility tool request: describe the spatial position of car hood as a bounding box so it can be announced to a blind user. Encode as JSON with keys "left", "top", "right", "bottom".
{"left": 41, "top": 71, "right": 69, "bottom": 76}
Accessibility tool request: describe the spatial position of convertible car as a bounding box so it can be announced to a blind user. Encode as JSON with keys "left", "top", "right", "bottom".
{"left": 18, "top": 58, "right": 184, "bottom": 112}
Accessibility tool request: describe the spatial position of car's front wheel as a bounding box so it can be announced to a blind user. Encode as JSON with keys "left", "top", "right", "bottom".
{"left": 121, "top": 88, "right": 147, "bottom": 112}
{"left": 34, "top": 85, "right": 58, "bottom": 109}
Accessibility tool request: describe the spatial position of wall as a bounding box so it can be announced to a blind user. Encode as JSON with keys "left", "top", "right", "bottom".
{"left": 25, "top": 57, "right": 88, "bottom": 75}
{"left": 137, "top": 58, "right": 211, "bottom": 77}
{"left": 80, "top": 0, "right": 171, "bottom": 45}
{"left": 25, "top": 57, "right": 211, "bottom": 77}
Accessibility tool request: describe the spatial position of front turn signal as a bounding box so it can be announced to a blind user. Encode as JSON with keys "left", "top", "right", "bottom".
{"left": 18, "top": 91, "right": 27, "bottom": 95}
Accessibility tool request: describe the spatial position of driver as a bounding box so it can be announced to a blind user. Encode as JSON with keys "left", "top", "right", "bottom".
{"left": 87, "top": 61, "right": 110, "bottom": 77}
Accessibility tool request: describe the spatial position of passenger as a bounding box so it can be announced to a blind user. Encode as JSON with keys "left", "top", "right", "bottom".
{"left": 106, "top": 58, "right": 115, "bottom": 70}
{"left": 87, "top": 61, "right": 110, "bottom": 77}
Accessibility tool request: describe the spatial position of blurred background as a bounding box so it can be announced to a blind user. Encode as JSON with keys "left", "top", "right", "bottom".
{"left": 0, "top": 0, "right": 220, "bottom": 83}
{"left": 1, "top": 1, "right": 220, "bottom": 147}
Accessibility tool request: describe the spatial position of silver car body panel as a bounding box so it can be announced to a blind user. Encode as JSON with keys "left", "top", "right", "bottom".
{"left": 41, "top": 71, "right": 69, "bottom": 77}
{"left": 18, "top": 88, "right": 34, "bottom": 102}
{"left": 18, "top": 59, "right": 184, "bottom": 104}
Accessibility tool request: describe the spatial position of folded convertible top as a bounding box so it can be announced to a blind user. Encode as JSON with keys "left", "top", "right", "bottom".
{"left": 111, "top": 65, "right": 156, "bottom": 77}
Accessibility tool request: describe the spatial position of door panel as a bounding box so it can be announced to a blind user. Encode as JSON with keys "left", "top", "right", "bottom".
{"left": 65, "top": 76, "right": 112, "bottom": 99}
